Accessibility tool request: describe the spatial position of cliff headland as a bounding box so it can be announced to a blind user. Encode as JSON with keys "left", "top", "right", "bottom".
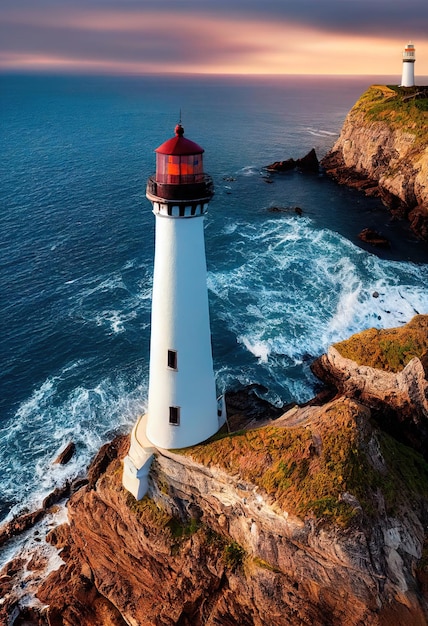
{"left": 2, "top": 316, "right": 428, "bottom": 626}
{"left": 2, "top": 87, "right": 428, "bottom": 625}
{"left": 321, "top": 85, "right": 428, "bottom": 240}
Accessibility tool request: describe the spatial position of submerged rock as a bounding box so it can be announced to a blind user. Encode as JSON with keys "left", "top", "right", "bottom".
{"left": 267, "top": 205, "right": 303, "bottom": 216}
{"left": 358, "top": 228, "right": 390, "bottom": 248}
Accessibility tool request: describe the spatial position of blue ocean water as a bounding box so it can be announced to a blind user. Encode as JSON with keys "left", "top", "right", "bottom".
{"left": 1, "top": 73, "right": 428, "bottom": 531}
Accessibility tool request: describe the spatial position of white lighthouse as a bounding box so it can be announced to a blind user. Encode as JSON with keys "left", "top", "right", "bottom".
{"left": 123, "top": 124, "right": 224, "bottom": 500}
{"left": 401, "top": 42, "right": 416, "bottom": 87}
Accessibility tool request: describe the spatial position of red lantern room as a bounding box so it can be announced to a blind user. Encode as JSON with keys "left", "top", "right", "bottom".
{"left": 155, "top": 124, "right": 205, "bottom": 185}
{"left": 146, "top": 124, "right": 214, "bottom": 206}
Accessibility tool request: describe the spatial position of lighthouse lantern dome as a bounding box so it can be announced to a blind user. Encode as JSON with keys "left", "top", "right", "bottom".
{"left": 154, "top": 124, "right": 205, "bottom": 185}
{"left": 146, "top": 124, "right": 213, "bottom": 205}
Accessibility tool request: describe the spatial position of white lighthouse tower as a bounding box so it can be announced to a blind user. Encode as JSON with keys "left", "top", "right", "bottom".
{"left": 401, "top": 42, "right": 416, "bottom": 87}
{"left": 123, "top": 124, "right": 223, "bottom": 499}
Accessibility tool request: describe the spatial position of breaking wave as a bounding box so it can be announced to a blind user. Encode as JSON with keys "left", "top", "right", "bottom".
{"left": 208, "top": 216, "right": 428, "bottom": 404}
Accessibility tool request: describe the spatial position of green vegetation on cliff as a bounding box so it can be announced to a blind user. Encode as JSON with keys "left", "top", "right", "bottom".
{"left": 183, "top": 397, "right": 428, "bottom": 527}
{"left": 353, "top": 84, "right": 428, "bottom": 144}
{"left": 334, "top": 314, "right": 428, "bottom": 372}
{"left": 121, "top": 317, "right": 428, "bottom": 533}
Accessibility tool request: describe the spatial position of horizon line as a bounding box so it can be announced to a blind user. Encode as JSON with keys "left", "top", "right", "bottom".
{"left": 2, "top": 68, "right": 426, "bottom": 79}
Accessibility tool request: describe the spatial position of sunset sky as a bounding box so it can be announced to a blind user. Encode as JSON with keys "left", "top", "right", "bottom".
{"left": 1, "top": 0, "right": 427, "bottom": 76}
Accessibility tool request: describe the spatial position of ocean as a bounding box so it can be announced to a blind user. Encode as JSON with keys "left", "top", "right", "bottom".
{"left": 1, "top": 73, "right": 428, "bottom": 545}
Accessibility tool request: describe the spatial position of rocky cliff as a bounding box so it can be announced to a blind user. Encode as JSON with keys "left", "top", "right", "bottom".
{"left": 321, "top": 85, "right": 428, "bottom": 239}
{"left": 2, "top": 319, "right": 428, "bottom": 626}
{"left": 311, "top": 315, "right": 428, "bottom": 457}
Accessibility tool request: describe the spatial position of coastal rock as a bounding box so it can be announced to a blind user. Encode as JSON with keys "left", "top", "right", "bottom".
{"left": 296, "top": 148, "right": 319, "bottom": 171}
{"left": 0, "top": 509, "right": 45, "bottom": 549}
{"left": 409, "top": 206, "right": 428, "bottom": 241}
{"left": 358, "top": 228, "right": 390, "bottom": 248}
{"left": 0, "top": 478, "right": 88, "bottom": 551}
{"left": 53, "top": 442, "right": 76, "bottom": 465}
{"left": 321, "top": 85, "right": 428, "bottom": 239}
{"left": 267, "top": 206, "right": 303, "bottom": 216}
{"left": 225, "top": 385, "right": 284, "bottom": 427}
{"left": 266, "top": 148, "right": 319, "bottom": 173}
{"left": 266, "top": 157, "right": 296, "bottom": 172}
{"left": 311, "top": 342, "right": 428, "bottom": 456}
{"left": 3, "top": 329, "right": 428, "bottom": 625}
{"left": 0, "top": 558, "right": 27, "bottom": 625}
{"left": 27, "top": 396, "right": 428, "bottom": 626}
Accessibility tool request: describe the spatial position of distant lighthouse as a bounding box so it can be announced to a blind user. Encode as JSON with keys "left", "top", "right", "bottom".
{"left": 123, "top": 124, "right": 224, "bottom": 500}
{"left": 401, "top": 42, "right": 416, "bottom": 87}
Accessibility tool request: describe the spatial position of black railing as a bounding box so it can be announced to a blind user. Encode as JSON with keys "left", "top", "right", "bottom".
{"left": 146, "top": 175, "right": 214, "bottom": 202}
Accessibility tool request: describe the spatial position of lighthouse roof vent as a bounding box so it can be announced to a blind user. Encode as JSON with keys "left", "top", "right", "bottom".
{"left": 155, "top": 124, "right": 205, "bottom": 156}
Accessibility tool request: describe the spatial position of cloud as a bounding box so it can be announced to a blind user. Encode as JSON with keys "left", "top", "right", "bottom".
{"left": 0, "top": 1, "right": 427, "bottom": 74}
{"left": 3, "top": 0, "right": 424, "bottom": 38}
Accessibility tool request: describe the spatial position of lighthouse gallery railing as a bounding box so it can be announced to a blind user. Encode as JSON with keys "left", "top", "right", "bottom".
{"left": 146, "top": 175, "right": 214, "bottom": 202}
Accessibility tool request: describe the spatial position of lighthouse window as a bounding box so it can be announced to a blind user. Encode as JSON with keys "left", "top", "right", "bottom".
{"left": 167, "top": 350, "right": 177, "bottom": 370}
{"left": 169, "top": 406, "right": 180, "bottom": 426}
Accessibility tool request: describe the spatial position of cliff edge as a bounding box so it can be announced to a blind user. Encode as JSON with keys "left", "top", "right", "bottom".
{"left": 321, "top": 85, "right": 428, "bottom": 239}
{"left": 2, "top": 318, "right": 428, "bottom": 626}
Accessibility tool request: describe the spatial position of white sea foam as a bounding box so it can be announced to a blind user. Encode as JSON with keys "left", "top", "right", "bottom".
{"left": 122, "top": 259, "right": 136, "bottom": 270}
{"left": 239, "top": 165, "right": 260, "bottom": 177}
{"left": 209, "top": 216, "right": 428, "bottom": 404}
{"left": 0, "top": 504, "right": 68, "bottom": 597}
{"left": 67, "top": 265, "right": 152, "bottom": 334}
{"left": 1, "top": 363, "right": 148, "bottom": 522}
{"left": 240, "top": 336, "right": 271, "bottom": 363}
{"left": 222, "top": 221, "right": 239, "bottom": 236}
{"left": 94, "top": 309, "right": 137, "bottom": 334}
{"left": 306, "top": 127, "right": 338, "bottom": 137}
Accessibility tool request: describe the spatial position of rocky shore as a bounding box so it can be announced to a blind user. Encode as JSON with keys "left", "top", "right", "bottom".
{"left": 1, "top": 316, "right": 428, "bottom": 625}
{"left": 321, "top": 85, "right": 428, "bottom": 240}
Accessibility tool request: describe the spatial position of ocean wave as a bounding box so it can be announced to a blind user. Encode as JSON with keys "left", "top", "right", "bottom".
{"left": 0, "top": 504, "right": 68, "bottom": 571}
{"left": 238, "top": 165, "right": 260, "bottom": 177}
{"left": 66, "top": 265, "right": 152, "bottom": 334}
{"left": 306, "top": 127, "right": 338, "bottom": 137}
{"left": 208, "top": 216, "right": 428, "bottom": 403}
{"left": 0, "top": 364, "right": 148, "bottom": 523}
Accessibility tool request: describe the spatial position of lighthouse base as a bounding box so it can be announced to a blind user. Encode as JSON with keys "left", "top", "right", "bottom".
{"left": 122, "top": 414, "right": 155, "bottom": 500}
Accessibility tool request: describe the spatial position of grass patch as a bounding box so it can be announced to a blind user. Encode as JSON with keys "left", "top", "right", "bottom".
{"left": 352, "top": 85, "right": 428, "bottom": 146}
{"left": 183, "top": 390, "right": 428, "bottom": 528}
{"left": 126, "top": 493, "right": 173, "bottom": 530}
{"left": 185, "top": 399, "right": 378, "bottom": 527}
{"left": 167, "top": 516, "right": 201, "bottom": 539}
{"left": 252, "top": 557, "right": 282, "bottom": 574}
{"left": 333, "top": 315, "right": 428, "bottom": 372}
{"left": 126, "top": 494, "right": 201, "bottom": 543}
{"left": 223, "top": 541, "right": 246, "bottom": 570}
{"left": 204, "top": 527, "right": 228, "bottom": 549}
